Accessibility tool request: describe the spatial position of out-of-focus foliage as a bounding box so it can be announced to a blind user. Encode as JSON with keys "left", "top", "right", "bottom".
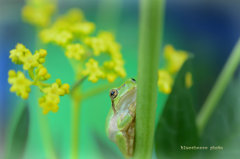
{"left": 6, "top": 103, "right": 29, "bottom": 159}
{"left": 198, "top": 74, "right": 240, "bottom": 159}
{"left": 155, "top": 58, "right": 198, "bottom": 159}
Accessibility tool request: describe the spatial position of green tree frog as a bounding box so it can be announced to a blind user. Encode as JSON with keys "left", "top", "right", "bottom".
{"left": 106, "top": 78, "right": 137, "bottom": 157}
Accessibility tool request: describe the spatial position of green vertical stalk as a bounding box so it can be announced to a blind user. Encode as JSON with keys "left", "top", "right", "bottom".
{"left": 70, "top": 90, "right": 81, "bottom": 159}
{"left": 133, "top": 0, "right": 165, "bottom": 158}
{"left": 35, "top": 29, "right": 57, "bottom": 159}
{"left": 38, "top": 111, "right": 57, "bottom": 159}
{"left": 197, "top": 39, "right": 240, "bottom": 135}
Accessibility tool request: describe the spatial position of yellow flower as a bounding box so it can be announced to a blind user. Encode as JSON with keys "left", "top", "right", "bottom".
{"left": 164, "top": 45, "right": 188, "bottom": 74}
{"left": 22, "top": 54, "right": 39, "bottom": 70}
{"left": 71, "top": 22, "right": 95, "bottom": 35}
{"left": 9, "top": 43, "right": 31, "bottom": 64}
{"left": 9, "top": 43, "right": 70, "bottom": 114}
{"left": 84, "top": 32, "right": 120, "bottom": 56}
{"left": 65, "top": 44, "right": 86, "bottom": 60}
{"left": 82, "top": 58, "right": 104, "bottom": 82}
{"left": 185, "top": 72, "right": 193, "bottom": 88}
{"left": 61, "top": 8, "right": 84, "bottom": 23}
{"left": 9, "top": 44, "right": 48, "bottom": 70}
{"left": 40, "top": 29, "right": 73, "bottom": 46}
{"left": 39, "top": 94, "right": 60, "bottom": 114}
{"left": 84, "top": 37, "right": 107, "bottom": 56}
{"left": 22, "top": 0, "right": 56, "bottom": 27}
{"left": 83, "top": 32, "right": 126, "bottom": 82}
{"left": 8, "top": 70, "right": 32, "bottom": 99}
{"left": 39, "top": 8, "right": 95, "bottom": 46}
{"left": 158, "top": 70, "right": 173, "bottom": 94}
{"left": 39, "top": 80, "right": 69, "bottom": 114}
{"left": 98, "top": 32, "right": 115, "bottom": 42}
{"left": 103, "top": 57, "right": 126, "bottom": 82}
{"left": 36, "top": 65, "right": 51, "bottom": 80}
{"left": 35, "top": 49, "right": 47, "bottom": 64}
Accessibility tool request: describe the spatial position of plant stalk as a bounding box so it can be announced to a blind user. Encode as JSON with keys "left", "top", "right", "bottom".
{"left": 35, "top": 28, "right": 57, "bottom": 159}
{"left": 70, "top": 91, "right": 81, "bottom": 159}
{"left": 133, "top": 0, "right": 165, "bottom": 158}
{"left": 196, "top": 39, "right": 240, "bottom": 135}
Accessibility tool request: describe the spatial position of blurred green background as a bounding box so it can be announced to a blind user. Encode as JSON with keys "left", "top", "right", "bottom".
{"left": 1, "top": 0, "right": 240, "bottom": 159}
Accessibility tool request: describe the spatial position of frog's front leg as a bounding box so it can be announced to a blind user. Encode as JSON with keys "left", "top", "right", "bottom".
{"left": 117, "top": 113, "right": 133, "bottom": 131}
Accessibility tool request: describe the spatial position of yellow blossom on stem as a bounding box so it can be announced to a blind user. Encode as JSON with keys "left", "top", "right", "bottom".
{"left": 35, "top": 49, "right": 47, "bottom": 62}
{"left": 84, "top": 32, "right": 119, "bottom": 56}
{"left": 103, "top": 58, "right": 126, "bottom": 82}
{"left": 82, "top": 58, "right": 104, "bottom": 83}
{"left": 22, "top": 54, "right": 39, "bottom": 70}
{"left": 39, "top": 80, "right": 69, "bottom": 114}
{"left": 71, "top": 22, "right": 95, "bottom": 35}
{"left": 84, "top": 37, "right": 107, "bottom": 56}
{"left": 164, "top": 45, "right": 188, "bottom": 74}
{"left": 40, "top": 8, "right": 95, "bottom": 46}
{"left": 9, "top": 43, "right": 31, "bottom": 64}
{"left": 60, "top": 8, "right": 84, "bottom": 23}
{"left": 8, "top": 44, "right": 69, "bottom": 114}
{"left": 65, "top": 44, "right": 86, "bottom": 60}
{"left": 9, "top": 44, "right": 50, "bottom": 71}
{"left": 36, "top": 65, "right": 51, "bottom": 80}
{"left": 8, "top": 70, "right": 32, "bottom": 99}
{"left": 158, "top": 70, "right": 173, "bottom": 94}
{"left": 22, "top": 0, "right": 56, "bottom": 27}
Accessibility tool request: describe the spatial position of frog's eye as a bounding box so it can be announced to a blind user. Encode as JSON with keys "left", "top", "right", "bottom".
{"left": 110, "top": 89, "right": 118, "bottom": 99}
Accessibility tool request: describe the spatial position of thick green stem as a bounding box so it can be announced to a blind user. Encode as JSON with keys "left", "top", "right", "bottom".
{"left": 35, "top": 28, "right": 57, "bottom": 159}
{"left": 196, "top": 39, "right": 240, "bottom": 135}
{"left": 70, "top": 91, "right": 81, "bottom": 159}
{"left": 133, "top": 0, "right": 165, "bottom": 158}
{"left": 38, "top": 111, "right": 57, "bottom": 159}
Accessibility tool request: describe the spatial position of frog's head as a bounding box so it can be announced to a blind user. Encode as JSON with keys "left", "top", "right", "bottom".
{"left": 109, "top": 78, "right": 137, "bottom": 114}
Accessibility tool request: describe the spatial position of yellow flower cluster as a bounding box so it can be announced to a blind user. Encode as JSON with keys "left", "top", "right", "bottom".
{"left": 40, "top": 9, "right": 95, "bottom": 46}
{"left": 39, "top": 8, "right": 126, "bottom": 83}
{"left": 8, "top": 44, "right": 69, "bottom": 114}
{"left": 82, "top": 59, "right": 104, "bottom": 83}
{"left": 83, "top": 32, "right": 126, "bottom": 82}
{"left": 9, "top": 44, "right": 47, "bottom": 70}
{"left": 22, "top": 0, "right": 56, "bottom": 27}
{"left": 164, "top": 45, "right": 188, "bottom": 74}
{"left": 158, "top": 70, "right": 173, "bottom": 94}
{"left": 8, "top": 70, "right": 32, "bottom": 99}
{"left": 65, "top": 44, "right": 86, "bottom": 60}
{"left": 39, "top": 79, "right": 69, "bottom": 114}
{"left": 158, "top": 45, "right": 191, "bottom": 94}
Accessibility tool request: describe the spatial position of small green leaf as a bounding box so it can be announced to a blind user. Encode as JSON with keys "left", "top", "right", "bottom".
{"left": 155, "top": 58, "right": 199, "bottom": 159}
{"left": 198, "top": 75, "right": 240, "bottom": 159}
{"left": 6, "top": 103, "right": 30, "bottom": 159}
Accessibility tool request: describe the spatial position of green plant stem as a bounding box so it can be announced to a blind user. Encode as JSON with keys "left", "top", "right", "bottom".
{"left": 133, "top": 0, "right": 165, "bottom": 158}
{"left": 196, "top": 39, "right": 240, "bottom": 135}
{"left": 35, "top": 28, "right": 57, "bottom": 159}
{"left": 70, "top": 90, "right": 81, "bottom": 159}
{"left": 70, "top": 76, "right": 87, "bottom": 94}
{"left": 38, "top": 111, "right": 57, "bottom": 159}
